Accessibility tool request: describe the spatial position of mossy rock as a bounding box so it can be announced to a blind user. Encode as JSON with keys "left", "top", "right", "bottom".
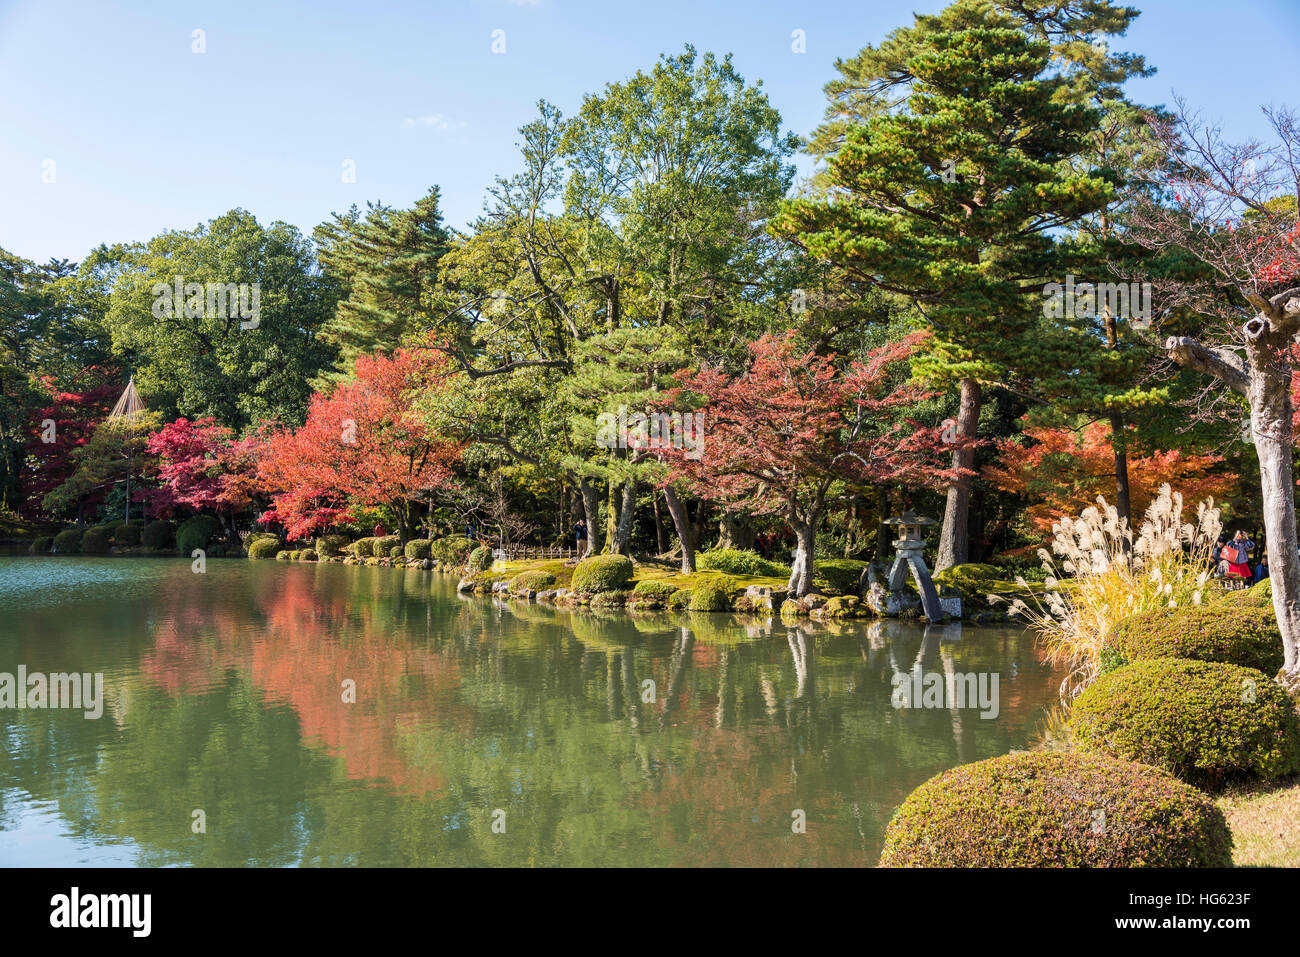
{"left": 572, "top": 554, "right": 634, "bottom": 593}
{"left": 80, "top": 525, "right": 114, "bottom": 554}
{"left": 141, "top": 520, "right": 175, "bottom": 549}
{"left": 820, "top": 595, "right": 865, "bottom": 618}
{"left": 275, "top": 550, "right": 291, "bottom": 561}
{"left": 1108, "top": 605, "right": 1284, "bottom": 675}
{"left": 590, "top": 590, "right": 629, "bottom": 609}
{"left": 879, "top": 751, "right": 1233, "bottom": 867}
{"left": 247, "top": 536, "right": 281, "bottom": 560}
{"left": 1070, "top": 658, "right": 1300, "bottom": 788}
{"left": 688, "top": 575, "right": 735, "bottom": 612}
{"left": 51, "top": 528, "right": 82, "bottom": 554}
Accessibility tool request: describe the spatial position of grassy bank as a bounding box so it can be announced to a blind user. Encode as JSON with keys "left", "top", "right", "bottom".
{"left": 1217, "top": 776, "right": 1300, "bottom": 866}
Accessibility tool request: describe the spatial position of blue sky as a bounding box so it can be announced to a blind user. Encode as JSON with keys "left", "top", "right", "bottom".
{"left": 2, "top": 0, "right": 1297, "bottom": 264}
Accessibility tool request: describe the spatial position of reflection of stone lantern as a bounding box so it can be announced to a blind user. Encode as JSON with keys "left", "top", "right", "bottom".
{"left": 868, "top": 511, "right": 957, "bottom": 622}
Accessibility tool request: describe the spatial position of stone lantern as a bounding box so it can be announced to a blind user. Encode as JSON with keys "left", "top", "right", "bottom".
{"left": 869, "top": 511, "right": 958, "bottom": 622}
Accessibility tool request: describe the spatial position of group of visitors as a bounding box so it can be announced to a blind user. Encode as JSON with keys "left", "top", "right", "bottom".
{"left": 1211, "top": 530, "right": 1269, "bottom": 585}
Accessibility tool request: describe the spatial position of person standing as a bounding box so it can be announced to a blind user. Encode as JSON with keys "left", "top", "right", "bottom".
{"left": 574, "top": 518, "right": 588, "bottom": 555}
{"left": 1223, "top": 530, "right": 1254, "bottom": 583}
{"left": 1254, "top": 553, "right": 1270, "bottom": 584}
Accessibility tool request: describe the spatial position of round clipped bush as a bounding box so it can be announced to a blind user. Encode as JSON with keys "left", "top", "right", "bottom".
{"left": 80, "top": 525, "right": 114, "bottom": 554}
{"left": 141, "top": 520, "right": 175, "bottom": 549}
{"left": 430, "top": 535, "right": 476, "bottom": 565}
{"left": 467, "top": 545, "right": 494, "bottom": 572}
{"left": 288, "top": 550, "right": 303, "bottom": 561}
{"left": 689, "top": 575, "right": 735, "bottom": 612}
{"left": 879, "top": 751, "right": 1233, "bottom": 867}
{"left": 571, "top": 554, "right": 634, "bottom": 594}
{"left": 52, "top": 528, "right": 82, "bottom": 554}
{"left": 113, "top": 523, "right": 142, "bottom": 546}
{"left": 371, "top": 535, "right": 400, "bottom": 557}
{"left": 633, "top": 579, "right": 679, "bottom": 600}
{"left": 276, "top": 550, "right": 291, "bottom": 561}
{"left": 1070, "top": 659, "right": 1300, "bottom": 787}
{"left": 300, "top": 548, "right": 318, "bottom": 562}
{"left": 29, "top": 536, "right": 53, "bottom": 555}
{"left": 176, "top": 515, "right": 222, "bottom": 555}
{"left": 666, "top": 588, "right": 692, "bottom": 612}
{"left": 247, "top": 536, "right": 281, "bottom": 560}
{"left": 315, "top": 534, "right": 350, "bottom": 557}
{"left": 1108, "top": 605, "right": 1284, "bottom": 676}
{"left": 696, "top": 548, "right": 789, "bottom": 577}
{"left": 404, "top": 539, "right": 432, "bottom": 561}
{"left": 349, "top": 537, "right": 376, "bottom": 557}
{"left": 511, "top": 570, "right": 556, "bottom": 593}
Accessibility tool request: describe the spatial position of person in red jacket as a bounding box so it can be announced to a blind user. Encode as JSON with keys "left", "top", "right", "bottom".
{"left": 1222, "top": 530, "right": 1254, "bottom": 583}
{"left": 373, "top": 522, "right": 386, "bottom": 538}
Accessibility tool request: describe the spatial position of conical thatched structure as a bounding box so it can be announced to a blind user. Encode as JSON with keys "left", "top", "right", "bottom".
{"left": 107, "top": 375, "right": 146, "bottom": 421}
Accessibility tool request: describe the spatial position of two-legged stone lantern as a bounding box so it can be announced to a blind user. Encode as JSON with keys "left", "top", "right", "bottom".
{"left": 865, "top": 511, "right": 956, "bottom": 622}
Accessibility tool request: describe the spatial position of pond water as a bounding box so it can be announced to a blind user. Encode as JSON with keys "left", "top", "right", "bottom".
{"left": 0, "top": 557, "right": 1064, "bottom": 866}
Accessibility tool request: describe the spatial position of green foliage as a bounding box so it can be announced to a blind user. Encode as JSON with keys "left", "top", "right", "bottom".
{"left": 696, "top": 548, "right": 789, "bottom": 577}
{"left": 511, "top": 571, "right": 556, "bottom": 593}
{"left": 275, "top": 551, "right": 291, "bottom": 561}
{"left": 176, "top": 515, "right": 222, "bottom": 555}
{"left": 632, "top": 579, "right": 679, "bottom": 600}
{"left": 300, "top": 548, "right": 318, "bottom": 562}
{"left": 688, "top": 575, "right": 736, "bottom": 612}
{"left": 468, "top": 545, "right": 495, "bottom": 572}
{"left": 813, "top": 559, "right": 869, "bottom": 595}
{"left": 372, "top": 535, "right": 400, "bottom": 557}
{"left": 590, "top": 590, "right": 629, "bottom": 609}
{"left": 315, "top": 534, "right": 350, "bottom": 557}
{"left": 666, "top": 588, "right": 692, "bottom": 611}
{"left": 141, "top": 520, "right": 175, "bottom": 549}
{"left": 80, "top": 524, "right": 114, "bottom": 554}
{"left": 388, "top": 546, "right": 403, "bottom": 559}
{"left": 113, "top": 522, "right": 142, "bottom": 546}
{"left": 29, "top": 536, "right": 53, "bottom": 554}
{"left": 52, "top": 528, "right": 82, "bottom": 553}
{"left": 349, "top": 537, "right": 376, "bottom": 557}
{"left": 1070, "top": 659, "right": 1300, "bottom": 788}
{"left": 571, "top": 554, "right": 634, "bottom": 593}
{"left": 1108, "top": 605, "right": 1284, "bottom": 676}
{"left": 247, "top": 536, "right": 281, "bottom": 560}
{"left": 404, "top": 539, "right": 432, "bottom": 560}
{"left": 430, "top": 535, "right": 476, "bottom": 565}
{"left": 289, "top": 550, "right": 303, "bottom": 561}
{"left": 879, "top": 751, "right": 1232, "bottom": 867}
{"left": 932, "top": 563, "right": 1031, "bottom": 610}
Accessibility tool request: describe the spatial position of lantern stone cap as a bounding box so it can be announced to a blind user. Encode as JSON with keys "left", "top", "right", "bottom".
{"left": 882, "top": 511, "right": 937, "bottom": 526}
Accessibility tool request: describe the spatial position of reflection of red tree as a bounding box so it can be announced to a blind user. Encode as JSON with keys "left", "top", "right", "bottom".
{"left": 139, "top": 570, "right": 472, "bottom": 796}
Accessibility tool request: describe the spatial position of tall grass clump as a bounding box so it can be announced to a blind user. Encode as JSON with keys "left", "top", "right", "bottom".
{"left": 998, "top": 484, "right": 1222, "bottom": 703}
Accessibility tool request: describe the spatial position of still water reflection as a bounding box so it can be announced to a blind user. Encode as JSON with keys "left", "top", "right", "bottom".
{"left": 0, "top": 557, "right": 1063, "bottom": 866}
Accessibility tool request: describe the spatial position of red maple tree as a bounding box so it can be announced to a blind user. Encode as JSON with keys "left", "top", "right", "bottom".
{"left": 663, "top": 330, "right": 967, "bottom": 595}
{"left": 20, "top": 374, "right": 119, "bottom": 520}
{"left": 256, "top": 342, "right": 461, "bottom": 543}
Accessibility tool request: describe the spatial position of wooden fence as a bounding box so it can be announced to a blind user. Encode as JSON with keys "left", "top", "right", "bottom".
{"left": 495, "top": 544, "right": 582, "bottom": 562}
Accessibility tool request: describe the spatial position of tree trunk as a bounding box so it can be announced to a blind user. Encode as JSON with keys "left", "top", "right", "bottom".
{"left": 875, "top": 487, "right": 892, "bottom": 564}
{"left": 1248, "top": 365, "right": 1300, "bottom": 683}
{"left": 787, "top": 520, "right": 817, "bottom": 597}
{"left": 612, "top": 479, "right": 636, "bottom": 553}
{"left": 578, "top": 478, "right": 600, "bottom": 558}
{"left": 662, "top": 486, "right": 695, "bottom": 573}
{"left": 936, "top": 378, "right": 981, "bottom": 572}
{"left": 717, "top": 510, "right": 755, "bottom": 551}
{"left": 652, "top": 490, "right": 667, "bottom": 554}
{"left": 1108, "top": 410, "right": 1133, "bottom": 546}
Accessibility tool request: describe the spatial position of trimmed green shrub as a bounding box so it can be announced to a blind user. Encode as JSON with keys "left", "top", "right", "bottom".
{"left": 688, "top": 575, "right": 735, "bottom": 612}
{"left": 932, "top": 563, "right": 1036, "bottom": 611}
{"left": 813, "top": 559, "right": 870, "bottom": 595}
{"left": 28, "top": 536, "right": 53, "bottom": 554}
{"left": 176, "top": 515, "right": 222, "bottom": 555}
{"left": 52, "top": 528, "right": 82, "bottom": 554}
{"left": 1070, "top": 659, "right": 1300, "bottom": 787}
{"left": 666, "top": 588, "right": 692, "bottom": 612}
{"left": 247, "top": 536, "right": 281, "bottom": 560}
{"left": 404, "top": 539, "right": 432, "bottom": 560}
{"left": 632, "top": 579, "right": 679, "bottom": 600}
{"left": 349, "top": 537, "right": 376, "bottom": 557}
{"left": 571, "top": 554, "right": 634, "bottom": 593}
{"left": 697, "top": 548, "right": 789, "bottom": 577}
{"left": 387, "top": 546, "right": 401, "bottom": 559}
{"left": 511, "top": 570, "right": 556, "bottom": 593}
{"left": 289, "top": 550, "right": 303, "bottom": 561}
{"left": 113, "top": 523, "right": 142, "bottom": 546}
{"left": 1108, "top": 605, "right": 1284, "bottom": 675}
{"left": 300, "top": 548, "right": 318, "bottom": 562}
{"left": 141, "top": 520, "right": 175, "bottom": 549}
{"left": 315, "top": 534, "right": 350, "bottom": 557}
{"left": 80, "top": 525, "right": 114, "bottom": 554}
{"left": 879, "top": 751, "right": 1233, "bottom": 867}
{"left": 276, "top": 550, "right": 291, "bottom": 561}
{"left": 467, "top": 545, "right": 495, "bottom": 572}
{"left": 372, "top": 535, "right": 400, "bottom": 557}
{"left": 591, "top": 590, "right": 629, "bottom": 608}
{"left": 430, "top": 535, "right": 476, "bottom": 565}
